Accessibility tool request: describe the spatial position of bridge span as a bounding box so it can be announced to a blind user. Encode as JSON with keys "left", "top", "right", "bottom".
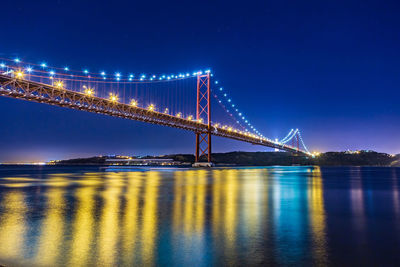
{"left": 0, "top": 59, "right": 312, "bottom": 162}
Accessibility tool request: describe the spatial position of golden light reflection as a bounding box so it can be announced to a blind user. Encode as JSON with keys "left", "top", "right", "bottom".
{"left": 308, "top": 166, "right": 328, "bottom": 265}
{"left": 0, "top": 191, "right": 27, "bottom": 261}
{"left": 122, "top": 172, "right": 143, "bottom": 265}
{"left": 172, "top": 170, "right": 208, "bottom": 264}
{"left": 223, "top": 169, "right": 239, "bottom": 252}
{"left": 35, "top": 186, "right": 65, "bottom": 266}
{"left": 211, "top": 169, "right": 239, "bottom": 261}
{"left": 175, "top": 170, "right": 207, "bottom": 238}
{"left": 183, "top": 171, "right": 195, "bottom": 236}
{"left": 0, "top": 167, "right": 349, "bottom": 266}
{"left": 69, "top": 183, "right": 96, "bottom": 266}
{"left": 212, "top": 169, "right": 222, "bottom": 237}
{"left": 141, "top": 171, "right": 160, "bottom": 266}
{"left": 173, "top": 171, "right": 184, "bottom": 233}
{"left": 195, "top": 170, "right": 206, "bottom": 234}
{"left": 97, "top": 172, "right": 124, "bottom": 266}
{"left": 241, "top": 169, "right": 269, "bottom": 239}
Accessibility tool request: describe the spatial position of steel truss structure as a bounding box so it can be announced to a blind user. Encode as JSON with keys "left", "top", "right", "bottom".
{"left": 0, "top": 74, "right": 309, "bottom": 157}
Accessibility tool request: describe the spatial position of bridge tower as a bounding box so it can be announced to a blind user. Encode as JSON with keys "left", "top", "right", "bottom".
{"left": 291, "top": 132, "right": 300, "bottom": 152}
{"left": 195, "top": 73, "right": 212, "bottom": 163}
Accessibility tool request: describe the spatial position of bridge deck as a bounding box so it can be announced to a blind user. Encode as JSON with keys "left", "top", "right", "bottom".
{"left": 0, "top": 74, "right": 309, "bottom": 156}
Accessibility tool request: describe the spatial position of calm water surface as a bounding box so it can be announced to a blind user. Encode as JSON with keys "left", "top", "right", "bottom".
{"left": 0, "top": 166, "right": 399, "bottom": 266}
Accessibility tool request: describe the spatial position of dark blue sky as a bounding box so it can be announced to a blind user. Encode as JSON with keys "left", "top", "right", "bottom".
{"left": 1, "top": 0, "right": 400, "bottom": 162}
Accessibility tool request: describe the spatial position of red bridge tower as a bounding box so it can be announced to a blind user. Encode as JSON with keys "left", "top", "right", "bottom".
{"left": 195, "top": 73, "right": 212, "bottom": 163}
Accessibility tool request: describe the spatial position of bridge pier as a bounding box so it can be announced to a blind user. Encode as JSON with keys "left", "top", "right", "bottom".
{"left": 192, "top": 162, "right": 214, "bottom": 167}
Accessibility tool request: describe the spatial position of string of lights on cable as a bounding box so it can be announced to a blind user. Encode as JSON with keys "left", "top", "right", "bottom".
{"left": 0, "top": 57, "right": 210, "bottom": 83}
{"left": 211, "top": 76, "right": 265, "bottom": 138}
{"left": 0, "top": 56, "right": 313, "bottom": 149}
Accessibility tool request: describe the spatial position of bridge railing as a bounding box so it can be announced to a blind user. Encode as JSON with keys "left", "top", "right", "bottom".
{"left": 0, "top": 72, "right": 312, "bottom": 157}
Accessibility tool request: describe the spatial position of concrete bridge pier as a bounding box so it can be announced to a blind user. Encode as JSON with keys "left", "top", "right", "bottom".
{"left": 192, "top": 162, "right": 214, "bottom": 167}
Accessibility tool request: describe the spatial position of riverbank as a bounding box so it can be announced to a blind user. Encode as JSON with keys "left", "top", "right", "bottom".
{"left": 46, "top": 151, "right": 400, "bottom": 167}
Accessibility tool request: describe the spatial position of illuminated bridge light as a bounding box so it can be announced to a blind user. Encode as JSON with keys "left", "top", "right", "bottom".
{"left": 131, "top": 99, "right": 138, "bottom": 107}
{"left": 0, "top": 63, "right": 5, "bottom": 68}
{"left": 187, "top": 115, "right": 193, "bottom": 121}
{"left": 198, "top": 118, "right": 204, "bottom": 123}
{"left": 84, "top": 69, "right": 89, "bottom": 74}
{"left": 109, "top": 93, "right": 118, "bottom": 102}
{"left": 15, "top": 70, "right": 24, "bottom": 79}
{"left": 164, "top": 108, "right": 169, "bottom": 114}
{"left": 14, "top": 58, "right": 20, "bottom": 63}
{"left": 64, "top": 67, "right": 69, "bottom": 71}
{"left": 176, "top": 112, "right": 182, "bottom": 118}
{"left": 147, "top": 104, "right": 155, "bottom": 111}
{"left": 101, "top": 71, "right": 106, "bottom": 76}
{"left": 26, "top": 67, "right": 33, "bottom": 73}
{"left": 83, "top": 86, "right": 94, "bottom": 96}
{"left": 228, "top": 127, "right": 233, "bottom": 132}
{"left": 54, "top": 80, "right": 64, "bottom": 89}
{"left": 41, "top": 63, "right": 47, "bottom": 68}
{"left": 49, "top": 71, "right": 55, "bottom": 76}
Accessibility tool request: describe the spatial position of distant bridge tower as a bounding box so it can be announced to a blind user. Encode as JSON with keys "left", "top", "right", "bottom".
{"left": 274, "top": 138, "right": 279, "bottom": 152}
{"left": 195, "top": 73, "right": 212, "bottom": 163}
{"left": 291, "top": 132, "right": 300, "bottom": 152}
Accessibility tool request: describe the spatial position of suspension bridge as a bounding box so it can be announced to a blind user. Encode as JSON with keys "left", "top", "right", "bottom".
{"left": 0, "top": 57, "right": 312, "bottom": 164}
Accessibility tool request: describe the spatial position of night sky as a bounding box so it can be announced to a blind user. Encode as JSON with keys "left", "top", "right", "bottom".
{"left": 1, "top": 0, "right": 400, "bottom": 162}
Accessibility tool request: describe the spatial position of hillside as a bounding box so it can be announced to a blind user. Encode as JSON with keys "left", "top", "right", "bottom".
{"left": 51, "top": 151, "right": 398, "bottom": 166}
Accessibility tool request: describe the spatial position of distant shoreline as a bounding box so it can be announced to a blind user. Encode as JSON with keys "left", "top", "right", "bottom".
{"left": 6, "top": 151, "right": 395, "bottom": 167}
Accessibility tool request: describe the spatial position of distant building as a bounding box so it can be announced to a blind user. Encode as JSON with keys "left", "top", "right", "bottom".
{"left": 345, "top": 150, "right": 361, "bottom": 154}
{"left": 105, "top": 158, "right": 182, "bottom": 166}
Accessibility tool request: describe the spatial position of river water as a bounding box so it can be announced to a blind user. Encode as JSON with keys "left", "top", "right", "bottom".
{"left": 0, "top": 166, "right": 398, "bottom": 266}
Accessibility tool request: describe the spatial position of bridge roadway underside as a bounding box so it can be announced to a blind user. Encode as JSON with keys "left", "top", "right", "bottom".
{"left": 0, "top": 74, "right": 307, "bottom": 156}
